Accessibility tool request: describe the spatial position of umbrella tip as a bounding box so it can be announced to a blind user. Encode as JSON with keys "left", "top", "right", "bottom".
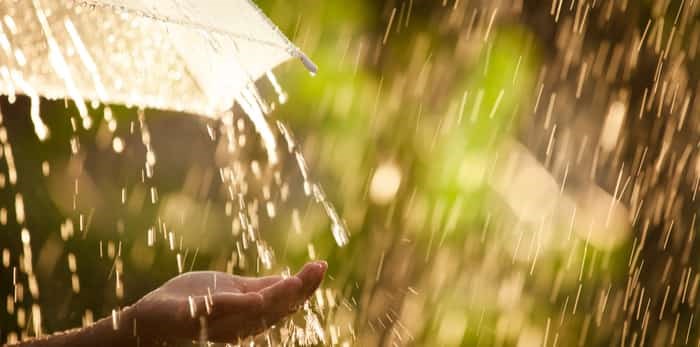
{"left": 298, "top": 53, "right": 318, "bottom": 76}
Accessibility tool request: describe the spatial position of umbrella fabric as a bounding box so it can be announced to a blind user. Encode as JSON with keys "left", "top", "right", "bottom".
{"left": 0, "top": 0, "right": 314, "bottom": 138}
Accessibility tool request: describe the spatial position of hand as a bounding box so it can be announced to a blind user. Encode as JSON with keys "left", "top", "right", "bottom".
{"left": 129, "top": 261, "right": 327, "bottom": 343}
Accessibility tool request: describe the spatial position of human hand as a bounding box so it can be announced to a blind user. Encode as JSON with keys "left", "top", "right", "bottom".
{"left": 128, "top": 261, "right": 327, "bottom": 343}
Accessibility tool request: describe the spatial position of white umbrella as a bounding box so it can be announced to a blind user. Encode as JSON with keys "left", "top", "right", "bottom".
{"left": 0, "top": 0, "right": 315, "bottom": 162}
{"left": 0, "top": 0, "right": 350, "bottom": 247}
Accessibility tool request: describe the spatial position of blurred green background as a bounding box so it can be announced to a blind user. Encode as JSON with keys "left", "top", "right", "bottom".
{"left": 2, "top": 0, "right": 700, "bottom": 346}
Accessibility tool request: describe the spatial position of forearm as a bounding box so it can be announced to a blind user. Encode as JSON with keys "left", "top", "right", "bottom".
{"left": 6, "top": 307, "right": 138, "bottom": 347}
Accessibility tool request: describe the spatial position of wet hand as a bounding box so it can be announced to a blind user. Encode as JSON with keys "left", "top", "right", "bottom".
{"left": 129, "top": 261, "right": 327, "bottom": 343}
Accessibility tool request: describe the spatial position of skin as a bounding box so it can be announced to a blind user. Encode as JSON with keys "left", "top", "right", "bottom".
{"left": 6, "top": 261, "right": 327, "bottom": 347}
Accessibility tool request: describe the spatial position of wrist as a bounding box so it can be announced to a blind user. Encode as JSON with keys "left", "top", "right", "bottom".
{"left": 8, "top": 306, "right": 138, "bottom": 347}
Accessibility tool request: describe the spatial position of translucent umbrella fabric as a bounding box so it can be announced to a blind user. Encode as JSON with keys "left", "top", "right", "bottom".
{"left": 0, "top": 0, "right": 314, "bottom": 135}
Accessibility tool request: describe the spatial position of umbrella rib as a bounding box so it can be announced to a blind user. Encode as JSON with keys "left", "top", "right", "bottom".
{"left": 241, "top": 0, "right": 317, "bottom": 73}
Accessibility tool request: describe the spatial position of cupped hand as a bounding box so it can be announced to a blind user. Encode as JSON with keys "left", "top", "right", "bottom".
{"left": 130, "top": 261, "right": 327, "bottom": 343}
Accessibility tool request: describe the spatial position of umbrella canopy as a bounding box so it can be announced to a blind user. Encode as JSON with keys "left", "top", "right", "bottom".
{"left": 0, "top": 0, "right": 314, "bottom": 147}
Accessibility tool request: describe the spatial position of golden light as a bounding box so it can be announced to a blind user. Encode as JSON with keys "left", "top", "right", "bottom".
{"left": 600, "top": 100, "right": 626, "bottom": 153}
{"left": 369, "top": 162, "right": 402, "bottom": 204}
{"left": 111, "top": 137, "right": 124, "bottom": 153}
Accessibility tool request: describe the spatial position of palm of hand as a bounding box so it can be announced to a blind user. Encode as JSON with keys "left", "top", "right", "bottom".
{"left": 132, "top": 261, "right": 327, "bottom": 343}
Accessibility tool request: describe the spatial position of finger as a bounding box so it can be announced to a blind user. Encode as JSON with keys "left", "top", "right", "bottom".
{"left": 244, "top": 275, "right": 284, "bottom": 292}
{"left": 295, "top": 261, "right": 328, "bottom": 298}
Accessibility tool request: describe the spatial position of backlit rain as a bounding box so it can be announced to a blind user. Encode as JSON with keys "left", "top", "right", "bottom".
{"left": 0, "top": 0, "right": 699, "bottom": 346}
